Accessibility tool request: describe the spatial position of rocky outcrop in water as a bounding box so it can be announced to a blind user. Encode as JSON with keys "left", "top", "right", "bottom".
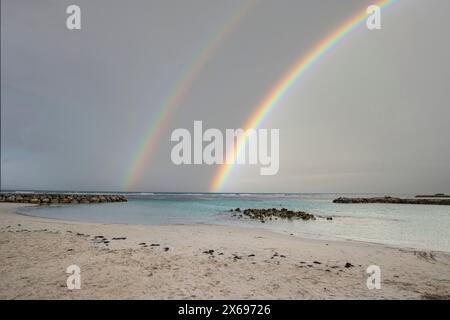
{"left": 232, "top": 208, "right": 315, "bottom": 222}
{"left": 0, "top": 193, "right": 127, "bottom": 205}
{"left": 333, "top": 196, "right": 450, "bottom": 205}
{"left": 415, "top": 193, "right": 450, "bottom": 198}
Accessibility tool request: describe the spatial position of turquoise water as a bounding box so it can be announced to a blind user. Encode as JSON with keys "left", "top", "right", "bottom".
{"left": 18, "top": 193, "right": 450, "bottom": 252}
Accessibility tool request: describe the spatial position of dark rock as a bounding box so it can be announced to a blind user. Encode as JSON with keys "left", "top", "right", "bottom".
{"left": 233, "top": 208, "right": 315, "bottom": 221}
{"left": 90, "top": 197, "right": 100, "bottom": 203}
{"left": 333, "top": 196, "right": 450, "bottom": 205}
{"left": 0, "top": 192, "right": 128, "bottom": 205}
{"left": 345, "top": 262, "right": 354, "bottom": 268}
{"left": 416, "top": 193, "right": 450, "bottom": 198}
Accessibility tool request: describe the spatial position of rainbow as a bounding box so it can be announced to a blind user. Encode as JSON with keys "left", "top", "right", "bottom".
{"left": 211, "top": 0, "right": 397, "bottom": 192}
{"left": 124, "top": 0, "right": 258, "bottom": 191}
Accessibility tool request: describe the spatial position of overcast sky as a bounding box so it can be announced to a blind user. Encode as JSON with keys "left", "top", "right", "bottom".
{"left": 1, "top": 0, "right": 450, "bottom": 193}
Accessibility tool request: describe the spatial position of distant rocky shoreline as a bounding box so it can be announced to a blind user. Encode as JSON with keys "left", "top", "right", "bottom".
{"left": 415, "top": 193, "right": 450, "bottom": 198}
{"left": 333, "top": 196, "right": 450, "bottom": 205}
{"left": 0, "top": 193, "right": 127, "bottom": 205}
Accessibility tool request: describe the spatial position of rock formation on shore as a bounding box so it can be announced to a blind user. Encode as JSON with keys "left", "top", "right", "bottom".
{"left": 333, "top": 196, "right": 450, "bottom": 205}
{"left": 0, "top": 193, "right": 127, "bottom": 205}
{"left": 232, "top": 208, "right": 315, "bottom": 222}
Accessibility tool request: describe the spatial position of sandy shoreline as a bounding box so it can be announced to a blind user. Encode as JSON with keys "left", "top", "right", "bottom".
{"left": 1, "top": 203, "right": 449, "bottom": 299}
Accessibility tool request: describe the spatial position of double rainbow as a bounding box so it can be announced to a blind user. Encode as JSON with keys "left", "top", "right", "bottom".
{"left": 210, "top": 0, "right": 397, "bottom": 192}
{"left": 124, "top": 0, "right": 258, "bottom": 191}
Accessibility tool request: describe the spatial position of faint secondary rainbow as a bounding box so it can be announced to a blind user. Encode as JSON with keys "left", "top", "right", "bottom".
{"left": 211, "top": 0, "right": 397, "bottom": 192}
{"left": 124, "top": 0, "right": 258, "bottom": 191}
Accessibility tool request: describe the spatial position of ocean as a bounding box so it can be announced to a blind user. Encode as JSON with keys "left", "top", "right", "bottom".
{"left": 16, "top": 192, "right": 450, "bottom": 252}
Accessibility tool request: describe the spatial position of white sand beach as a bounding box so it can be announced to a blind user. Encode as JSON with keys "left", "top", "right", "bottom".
{"left": 1, "top": 203, "right": 449, "bottom": 299}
